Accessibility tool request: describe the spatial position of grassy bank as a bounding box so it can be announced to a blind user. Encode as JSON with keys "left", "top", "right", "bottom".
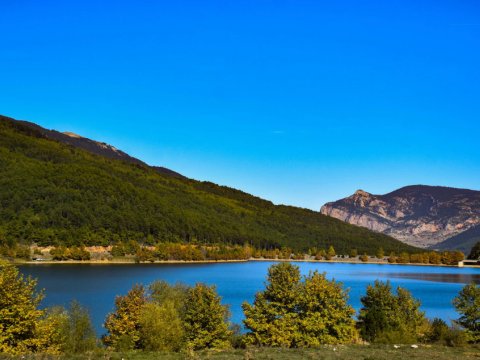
{"left": 1, "top": 345, "right": 479, "bottom": 360}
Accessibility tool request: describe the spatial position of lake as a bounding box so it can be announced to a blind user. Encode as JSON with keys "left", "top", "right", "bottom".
{"left": 19, "top": 261, "right": 480, "bottom": 335}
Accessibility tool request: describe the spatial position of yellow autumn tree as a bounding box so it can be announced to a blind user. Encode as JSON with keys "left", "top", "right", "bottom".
{"left": 0, "top": 263, "right": 44, "bottom": 354}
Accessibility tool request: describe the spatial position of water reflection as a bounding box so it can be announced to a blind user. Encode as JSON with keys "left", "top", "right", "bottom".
{"left": 384, "top": 272, "right": 480, "bottom": 284}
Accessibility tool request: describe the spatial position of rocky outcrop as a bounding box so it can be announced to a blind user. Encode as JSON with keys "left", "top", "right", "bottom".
{"left": 320, "top": 185, "right": 480, "bottom": 248}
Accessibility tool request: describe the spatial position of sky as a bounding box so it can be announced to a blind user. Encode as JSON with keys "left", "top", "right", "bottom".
{"left": 1, "top": 0, "right": 479, "bottom": 210}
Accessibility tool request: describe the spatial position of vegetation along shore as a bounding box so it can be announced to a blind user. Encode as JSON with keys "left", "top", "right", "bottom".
{"left": 1, "top": 262, "right": 479, "bottom": 358}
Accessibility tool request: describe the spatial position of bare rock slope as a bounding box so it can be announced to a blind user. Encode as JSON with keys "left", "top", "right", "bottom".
{"left": 320, "top": 185, "right": 480, "bottom": 249}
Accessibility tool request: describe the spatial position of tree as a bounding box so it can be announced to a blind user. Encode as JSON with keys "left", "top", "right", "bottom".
{"left": 358, "top": 280, "right": 426, "bottom": 343}
{"left": 453, "top": 283, "right": 480, "bottom": 343}
{"left": 326, "top": 246, "right": 336, "bottom": 260}
{"left": 58, "top": 301, "right": 97, "bottom": 353}
{"left": 184, "top": 283, "right": 232, "bottom": 350}
{"left": 468, "top": 242, "right": 480, "bottom": 260}
{"left": 243, "top": 262, "right": 301, "bottom": 347}
{"left": 0, "top": 264, "right": 44, "bottom": 354}
{"left": 349, "top": 249, "right": 358, "bottom": 258}
{"left": 139, "top": 301, "right": 185, "bottom": 351}
{"left": 243, "top": 263, "right": 357, "bottom": 347}
{"left": 376, "top": 247, "right": 384, "bottom": 259}
{"left": 297, "top": 271, "right": 358, "bottom": 346}
{"left": 103, "top": 284, "right": 147, "bottom": 350}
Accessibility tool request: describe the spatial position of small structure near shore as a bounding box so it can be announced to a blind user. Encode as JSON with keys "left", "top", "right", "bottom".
{"left": 458, "top": 259, "right": 480, "bottom": 267}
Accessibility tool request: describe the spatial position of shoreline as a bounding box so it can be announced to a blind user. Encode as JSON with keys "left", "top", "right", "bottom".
{"left": 15, "top": 257, "right": 472, "bottom": 267}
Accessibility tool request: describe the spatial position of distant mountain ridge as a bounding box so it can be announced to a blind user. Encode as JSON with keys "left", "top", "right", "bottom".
{"left": 321, "top": 185, "right": 480, "bottom": 250}
{"left": 13, "top": 116, "right": 185, "bottom": 179}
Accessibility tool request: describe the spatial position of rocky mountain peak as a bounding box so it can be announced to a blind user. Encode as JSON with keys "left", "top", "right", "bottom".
{"left": 321, "top": 185, "right": 480, "bottom": 250}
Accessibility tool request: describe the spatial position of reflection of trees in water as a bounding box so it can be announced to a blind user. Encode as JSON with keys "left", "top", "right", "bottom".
{"left": 386, "top": 273, "right": 480, "bottom": 284}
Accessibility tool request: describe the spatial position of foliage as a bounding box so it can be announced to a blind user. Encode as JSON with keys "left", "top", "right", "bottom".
{"left": 58, "top": 301, "right": 97, "bottom": 353}
{"left": 243, "top": 263, "right": 357, "bottom": 347}
{"left": 184, "top": 283, "right": 232, "bottom": 350}
{"left": 358, "top": 280, "right": 426, "bottom": 343}
{"left": 139, "top": 302, "right": 184, "bottom": 351}
{"left": 0, "top": 264, "right": 44, "bottom": 354}
{"left": 103, "top": 285, "right": 147, "bottom": 350}
{"left": 0, "top": 116, "right": 417, "bottom": 255}
{"left": 453, "top": 283, "right": 480, "bottom": 343}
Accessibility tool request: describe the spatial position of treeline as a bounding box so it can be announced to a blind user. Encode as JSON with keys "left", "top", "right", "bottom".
{"left": 0, "top": 116, "right": 415, "bottom": 255}
{"left": 1, "top": 263, "right": 479, "bottom": 356}
{"left": 0, "top": 241, "right": 466, "bottom": 266}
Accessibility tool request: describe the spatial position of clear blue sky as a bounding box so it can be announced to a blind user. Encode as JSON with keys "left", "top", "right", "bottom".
{"left": 1, "top": 0, "right": 479, "bottom": 210}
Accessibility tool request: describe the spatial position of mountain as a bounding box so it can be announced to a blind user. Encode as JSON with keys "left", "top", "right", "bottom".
{"left": 433, "top": 224, "right": 480, "bottom": 253}
{"left": 320, "top": 185, "right": 480, "bottom": 249}
{"left": 0, "top": 114, "right": 416, "bottom": 254}
{"left": 14, "top": 117, "right": 185, "bottom": 179}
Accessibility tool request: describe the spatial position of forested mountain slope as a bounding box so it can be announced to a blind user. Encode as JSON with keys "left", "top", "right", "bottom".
{"left": 0, "top": 115, "right": 416, "bottom": 254}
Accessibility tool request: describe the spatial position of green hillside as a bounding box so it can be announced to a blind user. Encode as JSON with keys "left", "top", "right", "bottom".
{"left": 0, "top": 116, "right": 417, "bottom": 254}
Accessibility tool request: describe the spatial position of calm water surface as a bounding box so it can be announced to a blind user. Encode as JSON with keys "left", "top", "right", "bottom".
{"left": 20, "top": 261, "right": 480, "bottom": 335}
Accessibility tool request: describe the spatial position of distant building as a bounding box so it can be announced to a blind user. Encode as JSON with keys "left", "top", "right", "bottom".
{"left": 458, "top": 259, "right": 480, "bottom": 267}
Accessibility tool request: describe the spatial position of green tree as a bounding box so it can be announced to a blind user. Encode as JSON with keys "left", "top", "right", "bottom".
{"left": 326, "top": 245, "right": 336, "bottom": 260}
{"left": 243, "top": 263, "right": 357, "bottom": 347}
{"left": 376, "top": 247, "right": 384, "bottom": 259}
{"left": 103, "top": 284, "right": 147, "bottom": 350}
{"left": 349, "top": 249, "right": 358, "bottom": 258}
{"left": 453, "top": 283, "right": 480, "bottom": 343}
{"left": 297, "top": 271, "right": 358, "bottom": 346}
{"left": 139, "top": 301, "right": 185, "bottom": 351}
{"left": 358, "top": 280, "right": 426, "bottom": 343}
{"left": 184, "top": 283, "right": 232, "bottom": 350}
{"left": 468, "top": 242, "right": 480, "bottom": 260}
{"left": 0, "top": 264, "right": 44, "bottom": 354}
{"left": 243, "top": 262, "right": 301, "bottom": 347}
{"left": 59, "top": 301, "right": 97, "bottom": 353}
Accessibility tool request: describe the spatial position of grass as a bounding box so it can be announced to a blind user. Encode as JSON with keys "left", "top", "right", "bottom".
{"left": 1, "top": 345, "right": 479, "bottom": 360}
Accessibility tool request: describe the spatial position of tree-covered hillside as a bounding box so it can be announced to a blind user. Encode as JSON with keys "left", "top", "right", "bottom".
{"left": 0, "top": 116, "right": 417, "bottom": 254}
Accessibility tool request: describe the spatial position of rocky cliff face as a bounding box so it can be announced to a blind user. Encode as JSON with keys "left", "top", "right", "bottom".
{"left": 320, "top": 185, "right": 480, "bottom": 248}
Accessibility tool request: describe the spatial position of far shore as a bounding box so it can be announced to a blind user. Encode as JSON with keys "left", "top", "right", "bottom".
{"left": 15, "top": 257, "right": 477, "bottom": 267}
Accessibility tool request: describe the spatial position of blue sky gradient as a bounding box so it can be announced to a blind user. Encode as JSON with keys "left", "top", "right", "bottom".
{"left": 1, "top": 0, "right": 479, "bottom": 209}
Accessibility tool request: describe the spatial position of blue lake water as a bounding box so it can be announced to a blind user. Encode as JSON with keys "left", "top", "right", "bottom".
{"left": 19, "top": 261, "right": 480, "bottom": 335}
